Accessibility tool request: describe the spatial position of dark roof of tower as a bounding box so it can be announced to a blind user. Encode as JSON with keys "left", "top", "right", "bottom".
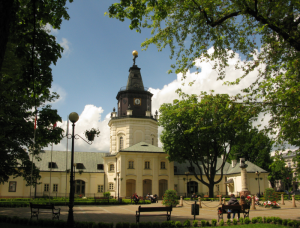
{"left": 126, "top": 65, "right": 145, "bottom": 91}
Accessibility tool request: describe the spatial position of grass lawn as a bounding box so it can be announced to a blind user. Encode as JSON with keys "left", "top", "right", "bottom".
{"left": 0, "top": 222, "right": 290, "bottom": 228}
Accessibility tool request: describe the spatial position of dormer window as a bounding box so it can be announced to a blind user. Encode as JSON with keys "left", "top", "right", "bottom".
{"left": 76, "top": 163, "right": 84, "bottom": 169}
{"left": 97, "top": 164, "right": 104, "bottom": 170}
{"left": 48, "top": 162, "right": 57, "bottom": 168}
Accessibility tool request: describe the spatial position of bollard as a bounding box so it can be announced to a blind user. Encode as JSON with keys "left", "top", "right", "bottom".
{"left": 219, "top": 195, "right": 222, "bottom": 205}
{"left": 292, "top": 195, "right": 297, "bottom": 207}
{"left": 251, "top": 195, "right": 256, "bottom": 210}
{"left": 281, "top": 194, "right": 285, "bottom": 205}
{"left": 222, "top": 198, "right": 226, "bottom": 205}
{"left": 198, "top": 196, "right": 202, "bottom": 208}
{"left": 180, "top": 196, "right": 183, "bottom": 207}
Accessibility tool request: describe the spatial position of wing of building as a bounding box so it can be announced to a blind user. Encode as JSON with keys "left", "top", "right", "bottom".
{"left": 0, "top": 53, "right": 269, "bottom": 199}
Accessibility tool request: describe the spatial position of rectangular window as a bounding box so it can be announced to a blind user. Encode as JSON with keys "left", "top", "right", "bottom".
{"left": 48, "top": 162, "right": 56, "bottom": 168}
{"left": 53, "top": 184, "right": 58, "bottom": 192}
{"left": 110, "top": 164, "right": 114, "bottom": 171}
{"left": 98, "top": 185, "right": 104, "bottom": 193}
{"left": 44, "top": 184, "right": 49, "bottom": 192}
{"left": 97, "top": 164, "right": 104, "bottom": 170}
{"left": 145, "top": 161, "right": 150, "bottom": 169}
{"left": 161, "top": 161, "right": 166, "bottom": 169}
{"left": 109, "top": 183, "right": 114, "bottom": 190}
{"left": 9, "top": 181, "right": 16, "bottom": 192}
{"left": 128, "top": 161, "right": 134, "bottom": 169}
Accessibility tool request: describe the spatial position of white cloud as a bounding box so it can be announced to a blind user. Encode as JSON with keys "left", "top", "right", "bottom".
{"left": 44, "top": 105, "right": 110, "bottom": 152}
{"left": 45, "top": 23, "right": 58, "bottom": 35}
{"left": 59, "top": 38, "right": 71, "bottom": 56}
{"left": 49, "top": 84, "right": 67, "bottom": 105}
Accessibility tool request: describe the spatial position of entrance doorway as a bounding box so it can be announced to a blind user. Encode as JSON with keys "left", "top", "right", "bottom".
{"left": 75, "top": 180, "right": 85, "bottom": 196}
{"left": 159, "top": 179, "right": 168, "bottom": 198}
{"left": 143, "top": 179, "right": 152, "bottom": 197}
{"left": 126, "top": 179, "right": 136, "bottom": 197}
{"left": 187, "top": 181, "right": 198, "bottom": 196}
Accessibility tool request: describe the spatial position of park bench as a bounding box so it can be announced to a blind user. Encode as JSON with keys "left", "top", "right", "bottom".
{"left": 217, "top": 204, "right": 250, "bottom": 221}
{"left": 30, "top": 203, "right": 60, "bottom": 220}
{"left": 136, "top": 205, "right": 172, "bottom": 223}
{"left": 94, "top": 197, "right": 110, "bottom": 203}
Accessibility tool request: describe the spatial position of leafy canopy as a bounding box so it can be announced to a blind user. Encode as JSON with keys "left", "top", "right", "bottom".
{"left": 0, "top": 0, "right": 72, "bottom": 184}
{"left": 159, "top": 91, "right": 260, "bottom": 197}
{"left": 107, "top": 0, "right": 300, "bottom": 150}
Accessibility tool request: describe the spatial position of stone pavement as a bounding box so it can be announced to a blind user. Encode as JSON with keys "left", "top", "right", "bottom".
{"left": 0, "top": 200, "right": 299, "bottom": 224}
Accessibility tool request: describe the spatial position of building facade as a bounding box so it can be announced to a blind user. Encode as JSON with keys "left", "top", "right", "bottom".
{"left": 0, "top": 55, "right": 269, "bottom": 199}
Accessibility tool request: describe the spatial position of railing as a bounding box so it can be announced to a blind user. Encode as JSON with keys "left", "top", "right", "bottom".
{"left": 119, "top": 86, "right": 149, "bottom": 92}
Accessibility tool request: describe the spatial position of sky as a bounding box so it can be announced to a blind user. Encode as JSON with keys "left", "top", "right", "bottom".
{"left": 45, "top": 0, "right": 267, "bottom": 153}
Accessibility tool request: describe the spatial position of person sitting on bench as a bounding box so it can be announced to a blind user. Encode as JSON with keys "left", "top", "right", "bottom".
{"left": 227, "top": 194, "right": 240, "bottom": 219}
{"left": 133, "top": 193, "right": 139, "bottom": 204}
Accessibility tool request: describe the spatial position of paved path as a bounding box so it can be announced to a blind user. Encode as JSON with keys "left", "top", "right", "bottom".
{"left": 0, "top": 200, "right": 299, "bottom": 224}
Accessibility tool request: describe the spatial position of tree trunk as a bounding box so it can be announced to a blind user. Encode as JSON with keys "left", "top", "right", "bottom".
{"left": 208, "top": 184, "right": 214, "bottom": 198}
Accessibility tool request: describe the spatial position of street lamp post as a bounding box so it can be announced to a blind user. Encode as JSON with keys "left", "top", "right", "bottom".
{"left": 255, "top": 171, "right": 261, "bottom": 198}
{"left": 66, "top": 112, "right": 98, "bottom": 228}
{"left": 117, "top": 171, "right": 120, "bottom": 201}
{"left": 287, "top": 177, "right": 290, "bottom": 200}
{"left": 67, "top": 112, "right": 79, "bottom": 228}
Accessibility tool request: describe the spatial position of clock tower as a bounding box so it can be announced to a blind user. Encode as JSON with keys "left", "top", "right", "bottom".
{"left": 108, "top": 51, "right": 158, "bottom": 154}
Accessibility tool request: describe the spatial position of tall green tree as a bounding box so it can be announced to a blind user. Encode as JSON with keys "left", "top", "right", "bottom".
{"left": 159, "top": 92, "right": 260, "bottom": 197}
{"left": 228, "top": 128, "right": 273, "bottom": 171}
{"left": 0, "top": 0, "right": 72, "bottom": 184}
{"left": 107, "top": 0, "right": 300, "bottom": 149}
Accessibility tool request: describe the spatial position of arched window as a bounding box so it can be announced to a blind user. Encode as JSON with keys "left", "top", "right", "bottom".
{"left": 120, "top": 136, "right": 124, "bottom": 150}
{"left": 128, "top": 161, "right": 134, "bottom": 169}
{"left": 109, "top": 164, "right": 114, "bottom": 171}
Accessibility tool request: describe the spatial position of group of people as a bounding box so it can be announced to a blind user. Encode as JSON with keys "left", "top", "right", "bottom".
{"left": 225, "top": 194, "right": 248, "bottom": 219}
{"left": 132, "top": 193, "right": 158, "bottom": 204}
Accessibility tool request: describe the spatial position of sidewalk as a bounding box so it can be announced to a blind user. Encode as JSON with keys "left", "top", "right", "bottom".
{"left": 0, "top": 200, "right": 299, "bottom": 224}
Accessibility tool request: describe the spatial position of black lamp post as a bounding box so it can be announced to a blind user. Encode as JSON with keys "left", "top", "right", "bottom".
{"left": 255, "top": 171, "right": 261, "bottom": 198}
{"left": 67, "top": 112, "right": 79, "bottom": 228}
{"left": 286, "top": 177, "right": 290, "bottom": 200}
{"left": 117, "top": 171, "right": 120, "bottom": 201}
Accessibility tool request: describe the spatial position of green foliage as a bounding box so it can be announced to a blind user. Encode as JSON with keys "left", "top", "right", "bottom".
{"left": 251, "top": 217, "right": 258, "bottom": 224}
{"left": 159, "top": 92, "right": 259, "bottom": 197}
{"left": 160, "top": 221, "right": 174, "bottom": 228}
{"left": 116, "top": 222, "right": 123, "bottom": 228}
{"left": 192, "top": 220, "right": 198, "bottom": 227}
{"left": 175, "top": 221, "right": 182, "bottom": 228}
{"left": 257, "top": 217, "right": 263, "bottom": 224}
{"left": 219, "top": 219, "right": 224, "bottom": 226}
{"left": 153, "top": 222, "right": 161, "bottom": 228}
{"left": 266, "top": 217, "right": 272, "bottom": 223}
{"left": 288, "top": 220, "right": 294, "bottom": 227}
{"left": 145, "top": 222, "right": 153, "bottom": 228}
{"left": 232, "top": 218, "right": 238, "bottom": 225}
{"left": 183, "top": 219, "right": 190, "bottom": 227}
{"left": 162, "top": 190, "right": 179, "bottom": 207}
{"left": 106, "top": 0, "right": 300, "bottom": 151}
{"left": 211, "top": 219, "right": 217, "bottom": 227}
{"left": 244, "top": 217, "right": 250, "bottom": 224}
{"left": 239, "top": 217, "right": 244, "bottom": 225}
{"left": 228, "top": 128, "right": 272, "bottom": 171}
{"left": 264, "top": 188, "right": 279, "bottom": 202}
{"left": 103, "top": 192, "right": 111, "bottom": 197}
{"left": 226, "top": 219, "right": 231, "bottom": 226}
{"left": 0, "top": 0, "right": 71, "bottom": 185}
{"left": 283, "top": 219, "right": 288, "bottom": 226}
{"left": 130, "top": 223, "right": 138, "bottom": 228}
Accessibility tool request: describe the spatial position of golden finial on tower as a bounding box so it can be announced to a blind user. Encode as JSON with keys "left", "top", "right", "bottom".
{"left": 132, "top": 50, "right": 138, "bottom": 65}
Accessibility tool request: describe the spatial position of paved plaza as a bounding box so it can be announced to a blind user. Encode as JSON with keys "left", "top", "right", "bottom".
{"left": 0, "top": 200, "right": 299, "bottom": 224}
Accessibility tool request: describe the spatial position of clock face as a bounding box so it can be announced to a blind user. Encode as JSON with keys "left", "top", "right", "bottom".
{"left": 134, "top": 98, "right": 141, "bottom": 105}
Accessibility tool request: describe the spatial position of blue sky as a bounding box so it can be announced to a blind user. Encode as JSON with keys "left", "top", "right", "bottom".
{"left": 46, "top": 1, "right": 268, "bottom": 153}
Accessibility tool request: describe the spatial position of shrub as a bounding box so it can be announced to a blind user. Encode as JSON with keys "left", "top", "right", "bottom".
{"left": 251, "top": 217, "right": 258, "bottom": 224}
{"left": 232, "top": 218, "right": 238, "bottom": 225}
{"left": 264, "top": 188, "right": 279, "bottom": 202}
{"left": 257, "top": 217, "right": 263, "bottom": 224}
{"left": 103, "top": 192, "right": 111, "bottom": 197}
{"left": 220, "top": 219, "right": 224, "bottom": 226}
{"left": 139, "top": 222, "right": 147, "bottom": 228}
{"left": 192, "top": 220, "right": 198, "bottom": 227}
{"left": 239, "top": 218, "right": 244, "bottom": 225}
{"left": 145, "top": 222, "right": 153, "bottom": 228}
{"left": 277, "top": 218, "right": 283, "bottom": 225}
{"left": 263, "top": 217, "right": 267, "bottom": 223}
{"left": 288, "top": 220, "right": 294, "bottom": 227}
{"left": 226, "top": 219, "right": 231, "bottom": 226}
{"left": 153, "top": 222, "right": 161, "bottom": 228}
{"left": 162, "top": 190, "right": 179, "bottom": 207}
{"left": 130, "top": 223, "right": 138, "bottom": 228}
{"left": 206, "top": 221, "right": 210, "bottom": 226}
{"left": 211, "top": 219, "right": 217, "bottom": 227}
{"left": 116, "top": 222, "right": 123, "bottom": 228}
{"left": 244, "top": 217, "right": 250, "bottom": 224}
{"left": 183, "top": 219, "right": 190, "bottom": 227}
{"left": 283, "top": 219, "right": 288, "bottom": 226}
{"left": 175, "top": 221, "right": 182, "bottom": 228}
{"left": 266, "top": 217, "right": 272, "bottom": 223}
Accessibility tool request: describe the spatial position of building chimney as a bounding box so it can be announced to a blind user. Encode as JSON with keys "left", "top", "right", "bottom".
{"left": 232, "top": 160, "right": 237, "bottom": 167}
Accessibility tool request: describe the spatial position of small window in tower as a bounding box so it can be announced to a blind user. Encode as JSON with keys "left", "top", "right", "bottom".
{"left": 120, "top": 137, "right": 124, "bottom": 150}
{"left": 109, "top": 164, "right": 114, "bottom": 171}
